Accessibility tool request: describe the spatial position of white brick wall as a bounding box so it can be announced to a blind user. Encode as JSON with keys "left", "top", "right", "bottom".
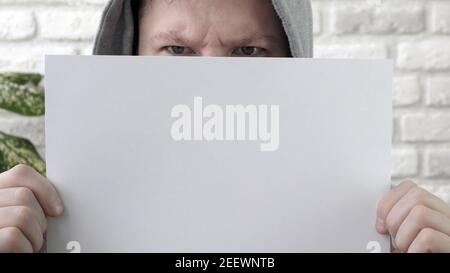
{"left": 0, "top": 0, "right": 449, "bottom": 203}
{"left": 314, "top": 0, "right": 450, "bottom": 204}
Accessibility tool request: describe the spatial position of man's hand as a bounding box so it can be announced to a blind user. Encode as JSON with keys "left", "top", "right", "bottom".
{"left": 0, "top": 164, "right": 64, "bottom": 253}
{"left": 377, "top": 181, "right": 450, "bottom": 253}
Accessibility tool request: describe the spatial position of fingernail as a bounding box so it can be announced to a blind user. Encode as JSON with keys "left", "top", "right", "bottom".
{"left": 53, "top": 198, "right": 64, "bottom": 215}
{"left": 376, "top": 218, "right": 385, "bottom": 231}
{"left": 391, "top": 237, "right": 398, "bottom": 249}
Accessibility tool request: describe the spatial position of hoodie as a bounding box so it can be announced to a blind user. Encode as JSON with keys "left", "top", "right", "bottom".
{"left": 93, "top": 0, "right": 314, "bottom": 58}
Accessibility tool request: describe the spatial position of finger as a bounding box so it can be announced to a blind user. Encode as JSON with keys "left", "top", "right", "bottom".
{"left": 385, "top": 186, "right": 450, "bottom": 238}
{"left": 376, "top": 181, "right": 417, "bottom": 234}
{"left": 0, "top": 165, "right": 64, "bottom": 217}
{"left": 0, "top": 187, "right": 47, "bottom": 232}
{"left": 394, "top": 205, "right": 450, "bottom": 252}
{"left": 408, "top": 228, "right": 450, "bottom": 253}
{"left": 0, "top": 227, "right": 33, "bottom": 253}
{"left": 0, "top": 206, "right": 44, "bottom": 252}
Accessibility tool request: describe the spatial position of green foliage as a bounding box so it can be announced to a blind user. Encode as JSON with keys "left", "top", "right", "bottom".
{"left": 0, "top": 73, "right": 45, "bottom": 116}
{"left": 0, "top": 73, "right": 46, "bottom": 174}
{"left": 0, "top": 73, "right": 43, "bottom": 86}
{"left": 0, "top": 131, "right": 46, "bottom": 175}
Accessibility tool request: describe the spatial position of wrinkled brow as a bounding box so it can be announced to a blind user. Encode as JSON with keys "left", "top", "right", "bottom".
{"left": 218, "top": 34, "right": 284, "bottom": 47}
{"left": 147, "top": 30, "right": 283, "bottom": 48}
{"left": 148, "top": 31, "right": 206, "bottom": 47}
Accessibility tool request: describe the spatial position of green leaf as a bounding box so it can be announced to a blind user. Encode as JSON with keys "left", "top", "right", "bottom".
{"left": 0, "top": 131, "right": 46, "bottom": 175}
{"left": 0, "top": 73, "right": 45, "bottom": 116}
{"left": 0, "top": 73, "right": 43, "bottom": 86}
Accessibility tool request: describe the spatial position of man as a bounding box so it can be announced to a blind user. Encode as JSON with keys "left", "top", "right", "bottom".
{"left": 0, "top": 0, "right": 449, "bottom": 253}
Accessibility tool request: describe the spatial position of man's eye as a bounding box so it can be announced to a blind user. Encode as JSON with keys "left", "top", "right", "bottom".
{"left": 233, "top": 47, "right": 264, "bottom": 57}
{"left": 165, "top": 46, "right": 194, "bottom": 55}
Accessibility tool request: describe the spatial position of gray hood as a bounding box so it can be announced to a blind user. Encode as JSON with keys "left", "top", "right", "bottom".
{"left": 93, "top": 0, "right": 313, "bottom": 57}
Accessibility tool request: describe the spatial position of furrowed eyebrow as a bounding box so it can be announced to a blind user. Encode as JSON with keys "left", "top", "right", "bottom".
{"left": 218, "top": 33, "right": 283, "bottom": 47}
{"left": 147, "top": 30, "right": 283, "bottom": 48}
{"left": 148, "top": 31, "right": 205, "bottom": 47}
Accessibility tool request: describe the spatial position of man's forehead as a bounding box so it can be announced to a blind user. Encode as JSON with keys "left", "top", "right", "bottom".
{"left": 141, "top": 0, "right": 280, "bottom": 30}
{"left": 140, "top": 0, "right": 287, "bottom": 47}
{"left": 140, "top": 0, "right": 276, "bottom": 17}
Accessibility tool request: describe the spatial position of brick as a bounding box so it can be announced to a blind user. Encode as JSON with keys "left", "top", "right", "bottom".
{"left": 312, "top": 3, "right": 321, "bottom": 35}
{"left": 391, "top": 148, "right": 419, "bottom": 178}
{"left": 427, "top": 76, "right": 450, "bottom": 106}
{"left": 431, "top": 2, "right": 450, "bottom": 34}
{"left": 425, "top": 149, "right": 450, "bottom": 178}
{"left": 0, "top": 44, "right": 77, "bottom": 73}
{"left": 0, "top": 11, "right": 36, "bottom": 41}
{"left": 329, "top": 4, "right": 424, "bottom": 34}
{"left": 80, "top": 44, "right": 94, "bottom": 55}
{"left": 392, "top": 76, "right": 421, "bottom": 106}
{"left": 396, "top": 39, "right": 450, "bottom": 71}
{"left": 36, "top": 10, "right": 102, "bottom": 41}
{"left": 315, "top": 43, "right": 388, "bottom": 59}
{"left": 400, "top": 113, "right": 450, "bottom": 142}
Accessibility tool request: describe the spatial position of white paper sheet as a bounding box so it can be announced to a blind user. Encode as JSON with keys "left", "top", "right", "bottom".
{"left": 45, "top": 56, "right": 392, "bottom": 253}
